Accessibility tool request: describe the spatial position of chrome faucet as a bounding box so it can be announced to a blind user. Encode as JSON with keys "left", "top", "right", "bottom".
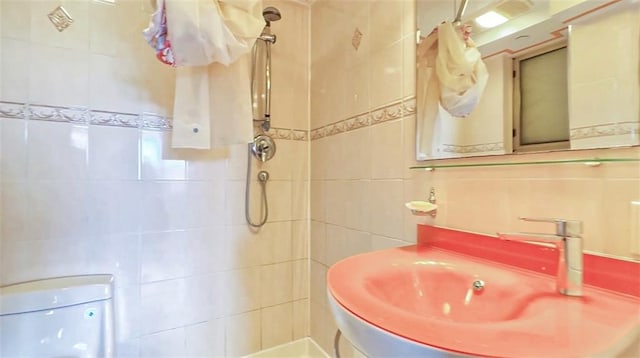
{"left": 497, "top": 217, "right": 583, "bottom": 297}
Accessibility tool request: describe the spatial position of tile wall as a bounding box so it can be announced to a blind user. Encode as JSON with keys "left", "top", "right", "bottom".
{"left": 0, "top": 0, "right": 309, "bottom": 356}
{"left": 309, "top": 0, "right": 640, "bottom": 355}
{"left": 568, "top": 4, "right": 640, "bottom": 149}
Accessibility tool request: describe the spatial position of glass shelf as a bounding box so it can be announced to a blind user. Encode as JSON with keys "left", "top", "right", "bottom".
{"left": 410, "top": 158, "right": 640, "bottom": 170}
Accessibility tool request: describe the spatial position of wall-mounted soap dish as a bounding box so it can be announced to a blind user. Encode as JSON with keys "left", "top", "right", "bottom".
{"left": 405, "top": 201, "right": 438, "bottom": 216}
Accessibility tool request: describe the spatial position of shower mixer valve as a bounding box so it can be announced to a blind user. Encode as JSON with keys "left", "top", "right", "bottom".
{"left": 251, "top": 134, "right": 276, "bottom": 162}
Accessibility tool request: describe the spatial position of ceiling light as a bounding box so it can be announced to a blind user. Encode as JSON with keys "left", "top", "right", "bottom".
{"left": 475, "top": 11, "right": 508, "bottom": 28}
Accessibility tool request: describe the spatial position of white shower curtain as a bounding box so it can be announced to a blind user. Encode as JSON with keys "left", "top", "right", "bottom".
{"left": 161, "top": 0, "right": 265, "bottom": 149}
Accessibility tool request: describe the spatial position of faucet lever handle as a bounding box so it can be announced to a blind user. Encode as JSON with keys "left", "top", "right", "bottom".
{"left": 518, "top": 217, "right": 583, "bottom": 237}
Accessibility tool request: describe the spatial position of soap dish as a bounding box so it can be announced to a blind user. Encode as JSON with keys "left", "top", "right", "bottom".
{"left": 405, "top": 201, "right": 437, "bottom": 216}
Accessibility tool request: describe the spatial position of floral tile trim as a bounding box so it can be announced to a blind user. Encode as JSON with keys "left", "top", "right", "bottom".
{"left": 0, "top": 101, "right": 171, "bottom": 130}
{"left": 440, "top": 142, "right": 505, "bottom": 154}
{"left": 266, "top": 127, "right": 309, "bottom": 141}
{"left": 310, "top": 98, "right": 415, "bottom": 140}
{"left": 0, "top": 101, "right": 307, "bottom": 140}
{"left": 570, "top": 122, "right": 639, "bottom": 140}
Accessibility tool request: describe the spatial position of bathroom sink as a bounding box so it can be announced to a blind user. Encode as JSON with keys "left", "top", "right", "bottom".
{"left": 364, "top": 260, "right": 549, "bottom": 324}
{"left": 328, "top": 246, "right": 640, "bottom": 357}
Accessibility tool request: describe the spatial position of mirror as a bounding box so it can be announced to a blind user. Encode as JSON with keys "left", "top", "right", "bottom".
{"left": 416, "top": 0, "right": 640, "bottom": 160}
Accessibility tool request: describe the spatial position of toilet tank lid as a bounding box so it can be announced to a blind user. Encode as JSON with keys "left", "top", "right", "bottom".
{"left": 0, "top": 275, "right": 114, "bottom": 316}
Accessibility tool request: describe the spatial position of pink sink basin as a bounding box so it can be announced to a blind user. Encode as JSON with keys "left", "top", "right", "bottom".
{"left": 328, "top": 246, "right": 640, "bottom": 357}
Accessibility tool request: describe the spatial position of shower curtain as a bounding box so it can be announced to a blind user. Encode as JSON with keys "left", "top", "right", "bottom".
{"left": 145, "top": 0, "right": 265, "bottom": 149}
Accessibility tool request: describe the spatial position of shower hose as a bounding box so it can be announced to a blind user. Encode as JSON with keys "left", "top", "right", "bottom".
{"left": 244, "top": 144, "right": 269, "bottom": 228}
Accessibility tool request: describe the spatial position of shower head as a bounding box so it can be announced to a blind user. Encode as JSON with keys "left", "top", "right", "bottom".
{"left": 262, "top": 7, "right": 281, "bottom": 25}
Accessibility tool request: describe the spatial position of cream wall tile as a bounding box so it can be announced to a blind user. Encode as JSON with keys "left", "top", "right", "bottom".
{"left": 28, "top": 180, "right": 89, "bottom": 241}
{"left": 225, "top": 310, "right": 261, "bottom": 357}
{"left": 88, "top": 181, "right": 140, "bottom": 236}
{"left": 311, "top": 139, "right": 327, "bottom": 180}
{"left": 186, "top": 226, "right": 231, "bottom": 275}
{"left": 183, "top": 273, "right": 226, "bottom": 323}
{"left": 222, "top": 267, "right": 262, "bottom": 315}
{"left": 310, "top": 220, "right": 327, "bottom": 264}
{"left": 368, "top": 0, "right": 404, "bottom": 49}
{"left": 112, "top": 284, "right": 141, "bottom": 343}
{"left": 88, "top": 125, "right": 139, "bottom": 180}
{"left": 139, "top": 328, "right": 185, "bottom": 357}
{"left": 368, "top": 179, "right": 404, "bottom": 239}
{"left": 310, "top": 261, "right": 328, "bottom": 309}
{"left": 325, "top": 224, "right": 346, "bottom": 267}
{"left": 225, "top": 143, "right": 250, "bottom": 181}
{"left": 135, "top": 59, "right": 176, "bottom": 118}
{"left": 139, "top": 279, "right": 188, "bottom": 335}
{"left": 1, "top": 238, "right": 91, "bottom": 284}
{"left": 344, "top": 61, "right": 371, "bottom": 118}
{"left": 293, "top": 298, "right": 310, "bottom": 340}
{"left": 444, "top": 179, "right": 514, "bottom": 236}
{"left": 266, "top": 0, "right": 309, "bottom": 68}
{"left": 1, "top": 0, "right": 30, "bottom": 41}
{"left": 344, "top": 128, "right": 372, "bottom": 180}
{"left": 259, "top": 221, "right": 293, "bottom": 265}
{"left": 292, "top": 140, "right": 309, "bottom": 182}
{"left": 324, "top": 180, "right": 347, "bottom": 226}
{"left": 30, "top": 0, "right": 89, "bottom": 50}
{"left": 292, "top": 179, "right": 309, "bottom": 220}
{"left": 184, "top": 180, "right": 226, "bottom": 228}
{"left": 140, "top": 230, "right": 187, "bottom": 283}
{"left": 402, "top": 33, "right": 416, "bottom": 99}
{"left": 310, "top": 180, "right": 326, "bottom": 221}
{"left": 270, "top": 61, "right": 309, "bottom": 131}
{"left": 369, "top": 41, "right": 403, "bottom": 108}
{"left": 28, "top": 44, "right": 89, "bottom": 107}
{"left": 259, "top": 140, "right": 292, "bottom": 181}
{"left": 293, "top": 259, "right": 309, "bottom": 300}
{"left": 260, "top": 262, "right": 293, "bottom": 307}
{"left": 185, "top": 320, "right": 225, "bottom": 357}
{"left": 227, "top": 224, "right": 263, "bottom": 269}
{"left": 27, "top": 121, "right": 88, "bottom": 180}
{"left": 345, "top": 180, "right": 370, "bottom": 231}
{"left": 292, "top": 220, "right": 309, "bottom": 260}
{"left": 1, "top": 118, "right": 28, "bottom": 182}
{"left": 261, "top": 303, "right": 294, "bottom": 349}
{"left": 184, "top": 148, "right": 228, "bottom": 181}
{"left": 310, "top": 302, "right": 337, "bottom": 356}
{"left": 139, "top": 182, "right": 188, "bottom": 232}
{"left": 226, "top": 179, "right": 261, "bottom": 226}
{"left": 1, "top": 39, "right": 29, "bottom": 102}
{"left": 266, "top": 180, "right": 294, "bottom": 222}
{"left": 1, "top": 182, "right": 29, "bottom": 242}
{"left": 372, "top": 235, "right": 407, "bottom": 251}
{"left": 370, "top": 119, "right": 404, "bottom": 179}
{"left": 601, "top": 179, "right": 640, "bottom": 257}
{"left": 89, "top": 54, "right": 141, "bottom": 113}
{"left": 140, "top": 130, "right": 186, "bottom": 181}
{"left": 90, "top": 234, "right": 140, "bottom": 287}
{"left": 88, "top": 1, "right": 119, "bottom": 57}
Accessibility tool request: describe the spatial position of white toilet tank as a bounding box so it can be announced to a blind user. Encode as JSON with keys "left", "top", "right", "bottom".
{"left": 0, "top": 275, "right": 115, "bottom": 357}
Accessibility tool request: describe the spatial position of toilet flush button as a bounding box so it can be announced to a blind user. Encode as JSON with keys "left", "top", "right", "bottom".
{"left": 84, "top": 308, "right": 97, "bottom": 319}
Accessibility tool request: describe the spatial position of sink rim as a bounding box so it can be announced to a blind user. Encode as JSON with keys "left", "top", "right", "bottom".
{"left": 328, "top": 245, "right": 640, "bottom": 357}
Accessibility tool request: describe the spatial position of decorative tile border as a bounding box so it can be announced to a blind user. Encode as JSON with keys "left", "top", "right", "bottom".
{"left": 310, "top": 97, "right": 415, "bottom": 140}
{"left": 266, "top": 127, "right": 309, "bottom": 141}
{"left": 0, "top": 101, "right": 172, "bottom": 130}
{"left": 0, "top": 101, "right": 308, "bottom": 140}
{"left": 440, "top": 142, "right": 505, "bottom": 154}
{"left": 570, "top": 122, "right": 639, "bottom": 140}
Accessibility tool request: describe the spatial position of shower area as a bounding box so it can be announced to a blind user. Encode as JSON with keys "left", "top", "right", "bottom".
{"left": 0, "top": 0, "right": 310, "bottom": 356}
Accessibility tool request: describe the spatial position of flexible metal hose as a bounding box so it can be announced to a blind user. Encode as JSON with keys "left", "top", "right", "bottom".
{"left": 245, "top": 144, "right": 269, "bottom": 228}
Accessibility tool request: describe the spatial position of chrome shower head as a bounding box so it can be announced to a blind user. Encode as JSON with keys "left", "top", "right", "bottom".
{"left": 262, "top": 7, "right": 281, "bottom": 25}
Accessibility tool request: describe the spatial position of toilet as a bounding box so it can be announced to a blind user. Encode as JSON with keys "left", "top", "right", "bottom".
{"left": 0, "top": 275, "right": 115, "bottom": 357}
